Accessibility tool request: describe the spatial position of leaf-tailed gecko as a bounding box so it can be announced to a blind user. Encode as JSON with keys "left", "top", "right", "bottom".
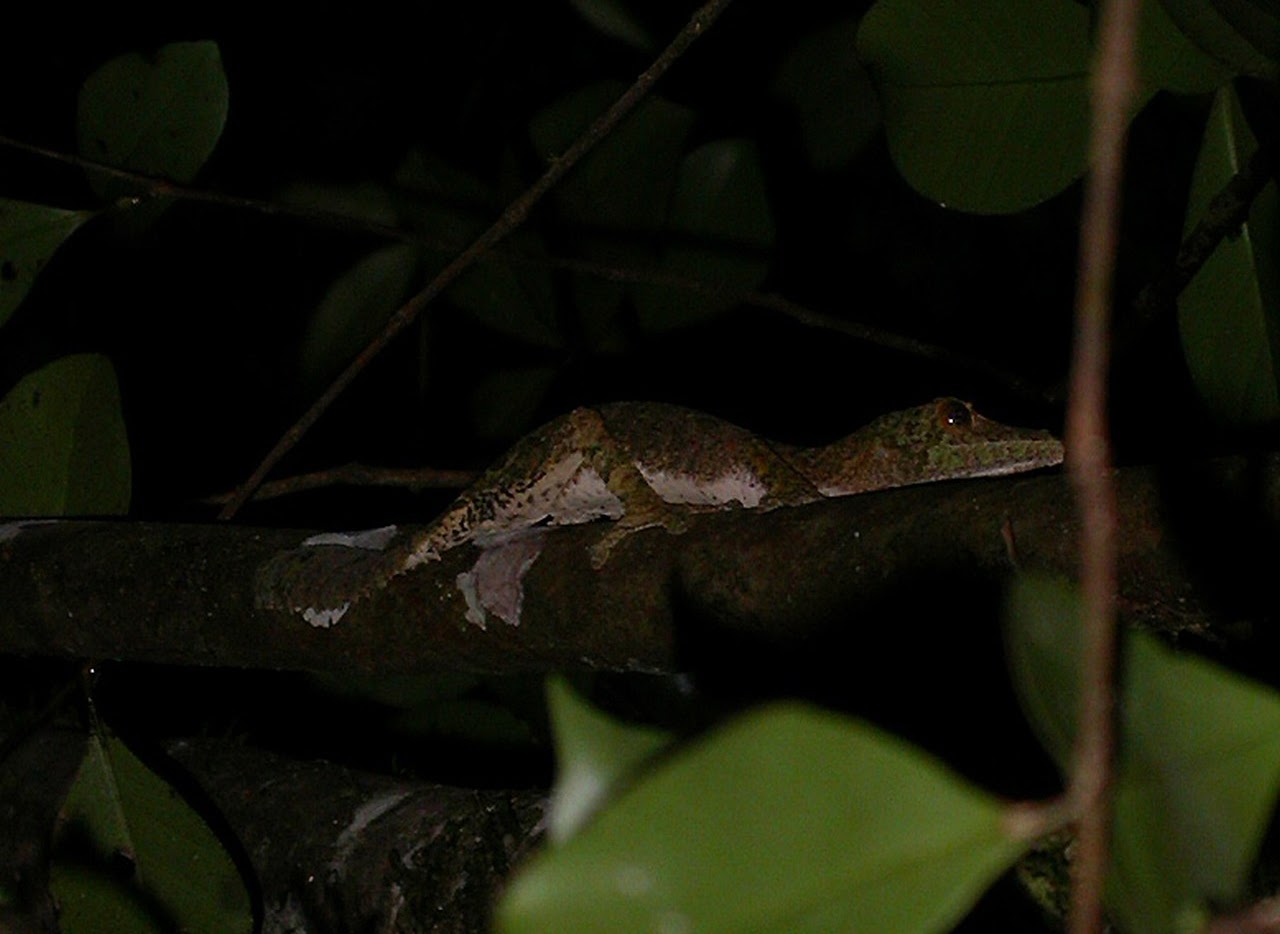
{"left": 257, "top": 398, "right": 1063, "bottom": 626}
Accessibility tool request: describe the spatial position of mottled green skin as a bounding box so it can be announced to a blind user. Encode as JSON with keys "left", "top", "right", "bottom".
{"left": 258, "top": 398, "right": 1063, "bottom": 610}
{"left": 777, "top": 398, "right": 1065, "bottom": 495}
{"left": 397, "top": 404, "right": 820, "bottom": 572}
{"left": 403, "top": 397, "right": 1062, "bottom": 567}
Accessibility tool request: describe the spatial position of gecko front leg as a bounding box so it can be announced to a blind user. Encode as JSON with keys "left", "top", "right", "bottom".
{"left": 585, "top": 460, "right": 691, "bottom": 568}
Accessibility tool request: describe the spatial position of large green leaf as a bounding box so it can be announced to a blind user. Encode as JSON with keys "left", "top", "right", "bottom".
{"left": 544, "top": 677, "right": 673, "bottom": 844}
{"left": 498, "top": 703, "right": 1031, "bottom": 933}
{"left": 1003, "top": 575, "right": 1082, "bottom": 770}
{"left": 0, "top": 354, "right": 130, "bottom": 515}
{"left": 530, "top": 86, "right": 775, "bottom": 336}
{"left": 52, "top": 731, "right": 252, "bottom": 933}
{"left": 1177, "top": 86, "right": 1280, "bottom": 424}
{"left": 857, "top": 0, "right": 1238, "bottom": 212}
{"left": 857, "top": 0, "right": 1094, "bottom": 214}
{"left": 1109, "top": 633, "right": 1280, "bottom": 933}
{"left": 0, "top": 198, "right": 97, "bottom": 328}
{"left": 1138, "top": 0, "right": 1240, "bottom": 92}
{"left": 1159, "top": 0, "right": 1279, "bottom": 77}
{"left": 632, "top": 139, "right": 775, "bottom": 331}
{"left": 1209, "top": 0, "right": 1280, "bottom": 58}
{"left": 529, "top": 83, "right": 696, "bottom": 233}
{"left": 773, "top": 18, "right": 882, "bottom": 170}
{"left": 1005, "top": 576, "right": 1280, "bottom": 931}
{"left": 298, "top": 244, "right": 422, "bottom": 390}
{"left": 392, "top": 148, "right": 564, "bottom": 348}
{"left": 447, "top": 239, "right": 564, "bottom": 348}
{"left": 77, "top": 41, "right": 229, "bottom": 192}
{"left": 567, "top": 0, "right": 655, "bottom": 51}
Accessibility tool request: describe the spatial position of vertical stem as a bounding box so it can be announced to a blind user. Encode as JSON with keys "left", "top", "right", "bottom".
{"left": 1065, "top": 1, "right": 1141, "bottom": 932}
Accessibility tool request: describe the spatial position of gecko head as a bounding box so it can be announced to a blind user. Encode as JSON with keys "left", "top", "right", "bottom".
{"left": 823, "top": 398, "right": 1064, "bottom": 494}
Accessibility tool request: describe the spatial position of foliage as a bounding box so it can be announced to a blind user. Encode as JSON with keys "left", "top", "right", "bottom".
{"left": 1176, "top": 85, "right": 1280, "bottom": 423}
{"left": 503, "top": 687, "right": 1034, "bottom": 933}
{"left": 499, "top": 627, "right": 1280, "bottom": 933}
{"left": 1007, "top": 577, "right": 1280, "bottom": 931}
{"left": 0, "top": 1, "right": 1278, "bottom": 929}
{"left": 0, "top": 353, "right": 130, "bottom": 515}
{"left": 53, "top": 728, "right": 252, "bottom": 933}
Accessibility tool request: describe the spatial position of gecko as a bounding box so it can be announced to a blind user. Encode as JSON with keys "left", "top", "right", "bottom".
{"left": 256, "top": 398, "right": 1064, "bottom": 624}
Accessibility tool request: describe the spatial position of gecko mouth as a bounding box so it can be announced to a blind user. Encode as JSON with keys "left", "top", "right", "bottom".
{"left": 943, "top": 439, "right": 1065, "bottom": 478}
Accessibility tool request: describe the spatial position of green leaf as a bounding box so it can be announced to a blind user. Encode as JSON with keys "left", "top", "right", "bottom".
{"left": 299, "top": 245, "right": 422, "bottom": 390}
{"left": 545, "top": 677, "right": 673, "bottom": 844}
{"left": 1109, "top": 633, "right": 1280, "bottom": 933}
{"left": 49, "top": 864, "right": 170, "bottom": 934}
{"left": 1177, "top": 85, "right": 1280, "bottom": 424}
{"left": 391, "top": 149, "right": 564, "bottom": 347}
{"left": 529, "top": 83, "right": 697, "bottom": 232}
{"left": 1003, "top": 575, "right": 1082, "bottom": 770}
{"left": 498, "top": 703, "right": 1030, "bottom": 933}
{"left": 773, "top": 18, "right": 882, "bottom": 170}
{"left": 1138, "top": 0, "right": 1239, "bottom": 92}
{"left": 857, "top": 0, "right": 1096, "bottom": 213}
{"left": 1158, "top": 0, "right": 1280, "bottom": 78}
{"left": 0, "top": 198, "right": 97, "bottom": 327}
{"left": 568, "top": 0, "right": 655, "bottom": 51}
{"left": 0, "top": 354, "right": 131, "bottom": 515}
{"left": 1209, "top": 0, "right": 1280, "bottom": 58}
{"left": 1005, "top": 576, "right": 1280, "bottom": 930}
{"left": 77, "top": 41, "right": 229, "bottom": 191}
{"left": 448, "top": 238, "right": 564, "bottom": 348}
{"left": 632, "top": 139, "right": 775, "bottom": 331}
{"left": 53, "top": 732, "right": 252, "bottom": 934}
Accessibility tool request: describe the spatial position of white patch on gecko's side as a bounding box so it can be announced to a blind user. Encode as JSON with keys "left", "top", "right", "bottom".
{"left": 457, "top": 534, "right": 546, "bottom": 628}
{"left": 302, "top": 524, "right": 399, "bottom": 550}
{"left": 547, "top": 466, "right": 626, "bottom": 525}
{"left": 468, "top": 465, "right": 624, "bottom": 549}
{"left": 636, "top": 463, "right": 769, "bottom": 509}
{"left": 302, "top": 602, "right": 350, "bottom": 628}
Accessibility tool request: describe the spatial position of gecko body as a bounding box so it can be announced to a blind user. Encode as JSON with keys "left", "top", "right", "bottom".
{"left": 257, "top": 399, "right": 1063, "bottom": 621}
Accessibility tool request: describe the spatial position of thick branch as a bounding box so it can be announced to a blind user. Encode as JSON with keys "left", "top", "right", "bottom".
{"left": 2, "top": 460, "right": 1271, "bottom": 674}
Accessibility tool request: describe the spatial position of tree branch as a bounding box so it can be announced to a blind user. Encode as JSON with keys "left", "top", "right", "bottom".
{"left": 4, "top": 461, "right": 1272, "bottom": 675}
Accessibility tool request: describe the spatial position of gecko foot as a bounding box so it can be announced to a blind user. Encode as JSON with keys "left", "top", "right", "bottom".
{"left": 587, "top": 510, "right": 690, "bottom": 569}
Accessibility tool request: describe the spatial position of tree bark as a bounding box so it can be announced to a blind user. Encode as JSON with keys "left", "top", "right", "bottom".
{"left": 3, "top": 459, "right": 1274, "bottom": 674}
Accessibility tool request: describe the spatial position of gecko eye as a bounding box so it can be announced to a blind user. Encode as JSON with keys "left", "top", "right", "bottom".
{"left": 939, "top": 399, "right": 972, "bottom": 428}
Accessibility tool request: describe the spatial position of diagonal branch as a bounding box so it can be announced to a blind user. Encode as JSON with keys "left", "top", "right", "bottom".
{"left": 217, "top": 0, "right": 736, "bottom": 520}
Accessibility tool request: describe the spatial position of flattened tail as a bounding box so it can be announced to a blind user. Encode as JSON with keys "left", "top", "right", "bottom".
{"left": 255, "top": 545, "right": 403, "bottom": 612}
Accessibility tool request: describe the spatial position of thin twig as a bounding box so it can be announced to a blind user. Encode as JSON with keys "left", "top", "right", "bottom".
{"left": 216, "top": 0, "right": 734, "bottom": 520}
{"left": 10, "top": 112, "right": 1264, "bottom": 409}
{"left": 0, "top": 133, "right": 1047, "bottom": 397}
{"left": 1064, "top": 0, "right": 1140, "bottom": 932}
{"left": 1123, "top": 141, "right": 1276, "bottom": 343}
{"left": 201, "top": 463, "right": 478, "bottom": 506}
{"left": 0, "top": 131, "right": 430, "bottom": 247}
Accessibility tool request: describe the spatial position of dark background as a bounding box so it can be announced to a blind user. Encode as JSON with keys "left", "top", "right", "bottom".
{"left": 0, "top": 9, "right": 1264, "bottom": 928}
{"left": 0, "top": 5, "right": 1230, "bottom": 532}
